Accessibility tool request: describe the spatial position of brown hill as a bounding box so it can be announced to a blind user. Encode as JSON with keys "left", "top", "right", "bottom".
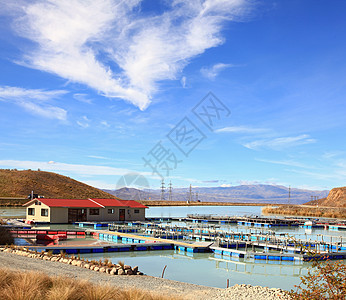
{"left": 305, "top": 186, "right": 346, "bottom": 208}
{"left": 0, "top": 169, "right": 116, "bottom": 199}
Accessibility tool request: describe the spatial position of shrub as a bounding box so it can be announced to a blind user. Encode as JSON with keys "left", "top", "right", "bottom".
{"left": 288, "top": 259, "right": 346, "bottom": 299}
{"left": 0, "top": 226, "right": 14, "bottom": 245}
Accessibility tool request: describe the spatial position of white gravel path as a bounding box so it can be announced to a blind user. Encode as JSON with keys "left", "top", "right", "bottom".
{"left": 0, "top": 251, "right": 290, "bottom": 299}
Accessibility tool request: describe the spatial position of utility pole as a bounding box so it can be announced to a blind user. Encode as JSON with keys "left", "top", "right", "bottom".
{"left": 160, "top": 179, "right": 165, "bottom": 201}
{"left": 168, "top": 181, "right": 173, "bottom": 201}
{"left": 288, "top": 185, "right": 291, "bottom": 205}
{"left": 196, "top": 192, "right": 198, "bottom": 202}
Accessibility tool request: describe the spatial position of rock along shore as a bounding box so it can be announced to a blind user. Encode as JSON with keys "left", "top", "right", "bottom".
{"left": 0, "top": 248, "right": 290, "bottom": 300}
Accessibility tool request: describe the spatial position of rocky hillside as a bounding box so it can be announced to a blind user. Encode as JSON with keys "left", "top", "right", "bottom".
{"left": 306, "top": 186, "right": 346, "bottom": 208}
{"left": 0, "top": 169, "right": 115, "bottom": 199}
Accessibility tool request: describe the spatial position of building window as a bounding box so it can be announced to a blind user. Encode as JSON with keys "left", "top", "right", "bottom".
{"left": 41, "top": 209, "right": 48, "bottom": 217}
{"left": 108, "top": 209, "right": 114, "bottom": 214}
{"left": 89, "top": 209, "right": 99, "bottom": 215}
{"left": 28, "top": 208, "right": 35, "bottom": 215}
{"left": 134, "top": 209, "right": 139, "bottom": 214}
{"left": 35, "top": 201, "right": 41, "bottom": 205}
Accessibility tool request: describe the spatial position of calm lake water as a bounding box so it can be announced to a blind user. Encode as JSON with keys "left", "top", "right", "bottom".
{"left": 0, "top": 205, "right": 263, "bottom": 219}
{"left": 2, "top": 205, "right": 346, "bottom": 290}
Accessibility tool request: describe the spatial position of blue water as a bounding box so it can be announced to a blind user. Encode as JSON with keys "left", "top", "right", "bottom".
{"left": 146, "top": 205, "right": 262, "bottom": 218}
{"left": 3, "top": 205, "right": 346, "bottom": 290}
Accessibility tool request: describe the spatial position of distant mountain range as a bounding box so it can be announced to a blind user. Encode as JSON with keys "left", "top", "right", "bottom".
{"left": 104, "top": 184, "right": 329, "bottom": 204}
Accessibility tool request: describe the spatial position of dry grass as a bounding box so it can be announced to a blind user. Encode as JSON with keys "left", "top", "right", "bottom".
{"left": 0, "top": 268, "right": 178, "bottom": 300}
{"left": 0, "top": 169, "right": 116, "bottom": 199}
{"left": 263, "top": 205, "right": 346, "bottom": 219}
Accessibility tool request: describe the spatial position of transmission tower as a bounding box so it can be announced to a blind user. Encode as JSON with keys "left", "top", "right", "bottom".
{"left": 168, "top": 181, "right": 173, "bottom": 201}
{"left": 160, "top": 179, "right": 165, "bottom": 201}
{"left": 188, "top": 184, "right": 192, "bottom": 204}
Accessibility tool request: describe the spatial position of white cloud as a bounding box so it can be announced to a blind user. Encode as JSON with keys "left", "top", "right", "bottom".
{"left": 100, "top": 121, "right": 110, "bottom": 128}
{"left": 244, "top": 134, "right": 316, "bottom": 150}
{"left": 87, "top": 155, "right": 109, "bottom": 160}
{"left": 73, "top": 93, "right": 93, "bottom": 104}
{"left": 216, "top": 126, "right": 268, "bottom": 134}
{"left": 0, "top": 86, "right": 67, "bottom": 120}
{"left": 256, "top": 158, "right": 312, "bottom": 169}
{"left": 76, "top": 116, "right": 90, "bottom": 128}
{"left": 220, "top": 183, "right": 232, "bottom": 187}
{"left": 181, "top": 76, "right": 187, "bottom": 88}
{"left": 0, "top": 159, "right": 139, "bottom": 176}
{"left": 201, "top": 63, "right": 233, "bottom": 80}
{"left": 5, "top": 0, "right": 251, "bottom": 110}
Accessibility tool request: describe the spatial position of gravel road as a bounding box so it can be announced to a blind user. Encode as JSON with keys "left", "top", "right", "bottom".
{"left": 0, "top": 251, "right": 290, "bottom": 299}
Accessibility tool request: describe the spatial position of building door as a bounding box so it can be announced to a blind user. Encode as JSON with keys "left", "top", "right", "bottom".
{"left": 68, "top": 209, "right": 87, "bottom": 223}
{"left": 119, "top": 209, "right": 125, "bottom": 221}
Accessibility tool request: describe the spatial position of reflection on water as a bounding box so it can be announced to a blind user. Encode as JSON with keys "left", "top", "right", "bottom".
{"left": 4, "top": 205, "right": 346, "bottom": 290}
{"left": 80, "top": 250, "right": 310, "bottom": 290}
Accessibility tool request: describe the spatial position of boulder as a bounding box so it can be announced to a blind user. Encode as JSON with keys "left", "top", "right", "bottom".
{"left": 94, "top": 266, "right": 100, "bottom": 272}
{"left": 76, "top": 261, "right": 83, "bottom": 267}
{"left": 132, "top": 266, "right": 138, "bottom": 273}
{"left": 124, "top": 265, "right": 131, "bottom": 270}
{"left": 99, "top": 267, "right": 106, "bottom": 273}
{"left": 125, "top": 269, "right": 133, "bottom": 275}
{"left": 110, "top": 268, "right": 118, "bottom": 275}
{"left": 84, "top": 263, "right": 90, "bottom": 269}
{"left": 118, "top": 268, "right": 125, "bottom": 275}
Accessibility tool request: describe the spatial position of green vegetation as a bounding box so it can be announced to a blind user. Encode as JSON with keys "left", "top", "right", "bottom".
{"left": 0, "top": 268, "right": 178, "bottom": 300}
{"left": 263, "top": 205, "right": 346, "bottom": 218}
{"left": 0, "top": 169, "right": 116, "bottom": 201}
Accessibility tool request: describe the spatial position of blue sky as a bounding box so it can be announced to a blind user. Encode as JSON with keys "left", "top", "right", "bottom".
{"left": 0, "top": 0, "right": 346, "bottom": 191}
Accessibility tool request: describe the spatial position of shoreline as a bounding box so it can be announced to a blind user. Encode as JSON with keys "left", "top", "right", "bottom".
{"left": 0, "top": 250, "right": 289, "bottom": 299}
{"left": 0, "top": 201, "right": 278, "bottom": 207}
{"left": 138, "top": 201, "right": 275, "bottom": 207}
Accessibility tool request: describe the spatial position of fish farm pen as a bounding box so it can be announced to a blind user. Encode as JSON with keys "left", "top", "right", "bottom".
{"left": 9, "top": 214, "right": 346, "bottom": 262}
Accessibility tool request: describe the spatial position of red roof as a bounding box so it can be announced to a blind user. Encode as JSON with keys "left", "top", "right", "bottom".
{"left": 23, "top": 198, "right": 148, "bottom": 209}
{"left": 116, "top": 200, "right": 148, "bottom": 209}
{"left": 89, "top": 199, "right": 148, "bottom": 208}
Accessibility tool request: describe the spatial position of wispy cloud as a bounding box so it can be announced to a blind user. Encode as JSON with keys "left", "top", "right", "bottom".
{"left": 181, "top": 76, "right": 187, "bottom": 88}
{"left": 0, "top": 159, "right": 140, "bottom": 176}
{"left": 244, "top": 134, "right": 316, "bottom": 150}
{"left": 0, "top": 86, "right": 67, "bottom": 120}
{"left": 200, "top": 63, "right": 233, "bottom": 80}
{"left": 5, "top": 0, "right": 251, "bottom": 110}
{"left": 100, "top": 121, "right": 110, "bottom": 128}
{"left": 73, "top": 93, "right": 93, "bottom": 104}
{"left": 215, "top": 126, "right": 268, "bottom": 134}
{"left": 76, "top": 116, "right": 90, "bottom": 128}
{"left": 256, "top": 158, "right": 312, "bottom": 169}
{"left": 87, "top": 155, "right": 109, "bottom": 160}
